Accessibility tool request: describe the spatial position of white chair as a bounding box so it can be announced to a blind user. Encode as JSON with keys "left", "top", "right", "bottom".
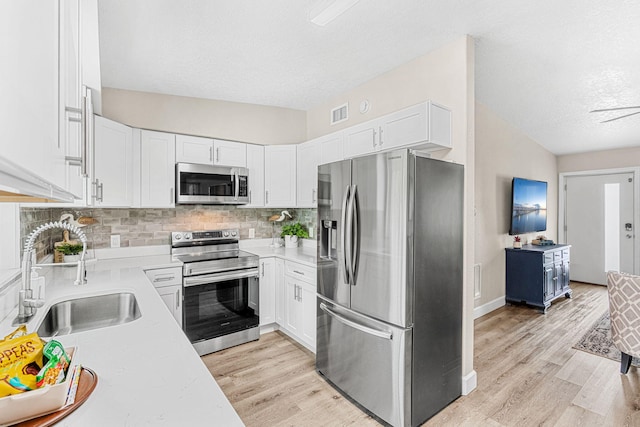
{"left": 607, "top": 271, "right": 640, "bottom": 374}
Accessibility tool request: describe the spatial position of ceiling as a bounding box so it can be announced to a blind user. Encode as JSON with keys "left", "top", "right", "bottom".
{"left": 98, "top": 0, "right": 640, "bottom": 155}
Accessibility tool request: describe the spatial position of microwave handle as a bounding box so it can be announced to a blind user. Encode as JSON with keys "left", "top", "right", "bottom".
{"left": 234, "top": 171, "right": 239, "bottom": 200}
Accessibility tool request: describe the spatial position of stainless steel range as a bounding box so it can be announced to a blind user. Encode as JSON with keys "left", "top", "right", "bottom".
{"left": 171, "top": 229, "right": 260, "bottom": 355}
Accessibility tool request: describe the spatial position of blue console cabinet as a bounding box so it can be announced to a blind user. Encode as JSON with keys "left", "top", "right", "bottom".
{"left": 505, "top": 244, "right": 572, "bottom": 313}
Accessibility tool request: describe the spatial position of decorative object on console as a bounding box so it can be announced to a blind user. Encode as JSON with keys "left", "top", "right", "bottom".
{"left": 531, "top": 235, "right": 554, "bottom": 245}
{"left": 281, "top": 222, "right": 309, "bottom": 248}
{"left": 513, "top": 236, "right": 522, "bottom": 249}
{"left": 268, "top": 210, "right": 292, "bottom": 248}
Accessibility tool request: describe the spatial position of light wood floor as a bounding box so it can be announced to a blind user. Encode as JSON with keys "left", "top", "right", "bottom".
{"left": 203, "top": 282, "right": 640, "bottom": 426}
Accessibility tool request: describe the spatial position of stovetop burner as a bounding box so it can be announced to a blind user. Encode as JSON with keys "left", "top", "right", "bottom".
{"left": 170, "top": 229, "right": 259, "bottom": 276}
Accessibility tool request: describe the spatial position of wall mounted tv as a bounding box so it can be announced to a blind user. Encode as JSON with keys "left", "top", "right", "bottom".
{"left": 509, "top": 177, "right": 548, "bottom": 235}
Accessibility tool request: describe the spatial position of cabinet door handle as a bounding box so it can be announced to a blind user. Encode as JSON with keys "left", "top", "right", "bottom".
{"left": 261, "top": 262, "right": 265, "bottom": 277}
{"left": 175, "top": 289, "right": 180, "bottom": 310}
{"left": 372, "top": 129, "right": 377, "bottom": 147}
{"left": 299, "top": 285, "right": 302, "bottom": 302}
{"left": 170, "top": 187, "right": 174, "bottom": 204}
{"left": 265, "top": 190, "right": 269, "bottom": 204}
{"left": 209, "top": 146, "right": 213, "bottom": 162}
{"left": 312, "top": 189, "right": 316, "bottom": 203}
{"left": 249, "top": 190, "right": 252, "bottom": 204}
{"left": 379, "top": 126, "right": 383, "bottom": 146}
{"left": 216, "top": 147, "right": 220, "bottom": 163}
{"left": 293, "top": 270, "right": 305, "bottom": 276}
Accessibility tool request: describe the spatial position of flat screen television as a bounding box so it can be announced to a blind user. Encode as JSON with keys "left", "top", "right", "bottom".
{"left": 509, "top": 177, "right": 548, "bottom": 235}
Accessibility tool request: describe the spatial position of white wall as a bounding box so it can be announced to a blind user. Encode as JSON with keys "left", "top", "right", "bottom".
{"left": 474, "top": 102, "right": 558, "bottom": 311}
{"left": 557, "top": 146, "right": 640, "bottom": 172}
{"left": 101, "top": 88, "right": 307, "bottom": 145}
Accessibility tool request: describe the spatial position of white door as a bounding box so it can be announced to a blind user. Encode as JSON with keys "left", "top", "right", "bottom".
{"left": 213, "top": 139, "right": 246, "bottom": 167}
{"left": 565, "top": 173, "right": 635, "bottom": 285}
{"left": 93, "top": 116, "right": 134, "bottom": 207}
{"left": 245, "top": 144, "right": 265, "bottom": 207}
{"left": 140, "top": 130, "right": 175, "bottom": 208}
{"left": 264, "top": 145, "right": 296, "bottom": 207}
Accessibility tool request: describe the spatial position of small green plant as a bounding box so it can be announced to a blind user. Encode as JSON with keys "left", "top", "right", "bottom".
{"left": 280, "top": 222, "right": 309, "bottom": 239}
{"left": 56, "top": 242, "right": 84, "bottom": 255}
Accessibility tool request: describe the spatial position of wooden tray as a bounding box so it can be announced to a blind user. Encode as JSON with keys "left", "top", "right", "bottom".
{"left": 15, "top": 368, "right": 98, "bottom": 427}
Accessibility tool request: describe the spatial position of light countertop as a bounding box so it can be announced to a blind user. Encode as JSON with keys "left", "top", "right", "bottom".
{"left": 240, "top": 240, "right": 317, "bottom": 268}
{"left": 0, "top": 255, "right": 243, "bottom": 426}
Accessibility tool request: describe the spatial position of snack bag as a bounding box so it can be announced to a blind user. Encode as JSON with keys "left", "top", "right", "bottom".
{"left": 0, "top": 325, "right": 44, "bottom": 397}
{"left": 36, "top": 340, "right": 70, "bottom": 387}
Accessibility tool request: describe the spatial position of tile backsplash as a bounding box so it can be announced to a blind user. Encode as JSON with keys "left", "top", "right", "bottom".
{"left": 20, "top": 206, "right": 317, "bottom": 257}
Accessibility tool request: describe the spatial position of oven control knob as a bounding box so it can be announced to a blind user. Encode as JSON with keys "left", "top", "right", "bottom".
{"left": 231, "top": 231, "right": 237, "bottom": 237}
{"left": 173, "top": 233, "right": 181, "bottom": 240}
{"left": 184, "top": 233, "right": 192, "bottom": 240}
{"left": 223, "top": 231, "right": 230, "bottom": 237}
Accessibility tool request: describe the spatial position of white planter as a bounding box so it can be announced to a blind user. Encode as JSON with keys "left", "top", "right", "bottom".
{"left": 284, "top": 235, "right": 299, "bottom": 248}
{"left": 64, "top": 254, "right": 80, "bottom": 263}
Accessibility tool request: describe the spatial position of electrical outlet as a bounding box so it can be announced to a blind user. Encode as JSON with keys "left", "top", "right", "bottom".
{"left": 110, "top": 234, "right": 121, "bottom": 248}
{"left": 248, "top": 228, "right": 255, "bottom": 239}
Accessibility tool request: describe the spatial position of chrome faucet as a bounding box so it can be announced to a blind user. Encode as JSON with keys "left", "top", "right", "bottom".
{"left": 14, "top": 221, "right": 88, "bottom": 324}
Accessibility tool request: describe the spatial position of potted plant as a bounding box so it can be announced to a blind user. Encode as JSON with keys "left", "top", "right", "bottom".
{"left": 56, "top": 242, "right": 84, "bottom": 263}
{"left": 513, "top": 236, "right": 522, "bottom": 249}
{"left": 280, "top": 223, "right": 309, "bottom": 248}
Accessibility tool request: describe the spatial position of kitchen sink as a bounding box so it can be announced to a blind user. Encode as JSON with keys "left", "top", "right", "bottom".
{"left": 36, "top": 292, "right": 141, "bottom": 337}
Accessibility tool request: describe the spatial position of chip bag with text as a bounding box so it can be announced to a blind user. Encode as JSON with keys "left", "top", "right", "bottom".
{"left": 0, "top": 325, "right": 44, "bottom": 397}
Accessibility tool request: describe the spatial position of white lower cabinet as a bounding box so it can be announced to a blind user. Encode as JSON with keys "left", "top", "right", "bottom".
{"left": 144, "top": 267, "right": 183, "bottom": 328}
{"left": 280, "top": 260, "right": 316, "bottom": 352}
{"left": 275, "top": 258, "right": 285, "bottom": 325}
{"left": 259, "top": 257, "right": 276, "bottom": 326}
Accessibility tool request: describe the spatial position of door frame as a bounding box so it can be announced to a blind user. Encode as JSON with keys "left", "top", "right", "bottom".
{"left": 559, "top": 167, "right": 640, "bottom": 275}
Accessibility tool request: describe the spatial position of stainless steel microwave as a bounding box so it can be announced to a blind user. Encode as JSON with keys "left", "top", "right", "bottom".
{"left": 176, "top": 163, "right": 249, "bottom": 205}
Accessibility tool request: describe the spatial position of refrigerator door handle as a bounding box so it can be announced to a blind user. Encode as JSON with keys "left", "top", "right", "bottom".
{"left": 341, "top": 185, "right": 351, "bottom": 285}
{"left": 350, "top": 185, "right": 360, "bottom": 285}
{"left": 320, "top": 303, "right": 392, "bottom": 340}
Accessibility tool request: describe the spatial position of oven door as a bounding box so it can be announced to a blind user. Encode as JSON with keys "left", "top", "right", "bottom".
{"left": 183, "top": 268, "right": 259, "bottom": 344}
{"left": 176, "top": 162, "right": 248, "bottom": 205}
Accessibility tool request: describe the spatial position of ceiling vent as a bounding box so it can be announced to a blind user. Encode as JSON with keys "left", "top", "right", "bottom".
{"left": 331, "top": 103, "right": 349, "bottom": 125}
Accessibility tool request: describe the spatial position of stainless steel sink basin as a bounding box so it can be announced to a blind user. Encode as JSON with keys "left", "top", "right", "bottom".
{"left": 36, "top": 292, "right": 141, "bottom": 337}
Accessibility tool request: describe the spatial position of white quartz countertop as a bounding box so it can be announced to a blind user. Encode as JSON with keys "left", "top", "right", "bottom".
{"left": 241, "top": 243, "right": 317, "bottom": 268}
{"left": 0, "top": 255, "right": 244, "bottom": 426}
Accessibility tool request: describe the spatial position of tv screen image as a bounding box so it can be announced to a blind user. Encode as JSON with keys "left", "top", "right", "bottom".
{"left": 509, "top": 177, "right": 548, "bottom": 235}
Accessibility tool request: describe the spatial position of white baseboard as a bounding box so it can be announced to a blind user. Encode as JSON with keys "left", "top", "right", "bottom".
{"left": 461, "top": 370, "right": 477, "bottom": 395}
{"left": 474, "top": 296, "right": 505, "bottom": 319}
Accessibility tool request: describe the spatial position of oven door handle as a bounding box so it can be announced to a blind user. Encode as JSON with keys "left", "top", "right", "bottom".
{"left": 183, "top": 269, "right": 259, "bottom": 287}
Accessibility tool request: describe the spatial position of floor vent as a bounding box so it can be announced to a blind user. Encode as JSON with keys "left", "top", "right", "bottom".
{"left": 331, "top": 103, "right": 348, "bottom": 125}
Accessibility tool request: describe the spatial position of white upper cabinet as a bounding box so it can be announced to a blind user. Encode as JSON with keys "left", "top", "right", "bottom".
{"left": 319, "top": 131, "right": 344, "bottom": 165}
{"left": 296, "top": 140, "right": 320, "bottom": 208}
{"left": 140, "top": 130, "right": 176, "bottom": 208}
{"left": 93, "top": 116, "right": 134, "bottom": 207}
{"left": 213, "top": 139, "right": 247, "bottom": 167}
{"left": 245, "top": 144, "right": 265, "bottom": 207}
{"left": 0, "top": 1, "right": 68, "bottom": 197}
{"left": 175, "top": 134, "right": 214, "bottom": 164}
{"left": 175, "top": 135, "right": 246, "bottom": 167}
{"left": 343, "top": 101, "right": 451, "bottom": 159}
{"left": 264, "top": 145, "right": 297, "bottom": 207}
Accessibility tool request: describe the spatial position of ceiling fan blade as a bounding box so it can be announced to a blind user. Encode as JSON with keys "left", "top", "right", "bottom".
{"left": 600, "top": 110, "right": 640, "bottom": 123}
{"left": 590, "top": 105, "right": 640, "bottom": 113}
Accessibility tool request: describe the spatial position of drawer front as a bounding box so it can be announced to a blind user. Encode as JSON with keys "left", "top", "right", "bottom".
{"left": 285, "top": 261, "right": 316, "bottom": 285}
{"left": 562, "top": 248, "right": 570, "bottom": 259}
{"left": 544, "top": 253, "right": 554, "bottom": 264}
{"left": 553, "top": 251, "right": 562, "bottom": 262}
{"left": 145, "top": 267, "right": 182, "bottom": 288}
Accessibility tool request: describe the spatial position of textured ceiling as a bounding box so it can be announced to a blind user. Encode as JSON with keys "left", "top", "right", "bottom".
{"left": 98, "top": 0, "right": 640, "bottom": 155}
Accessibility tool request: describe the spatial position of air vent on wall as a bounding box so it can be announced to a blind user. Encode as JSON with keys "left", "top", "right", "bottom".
{"left": 331, "top": 103, "right": 349, "bottom": 125}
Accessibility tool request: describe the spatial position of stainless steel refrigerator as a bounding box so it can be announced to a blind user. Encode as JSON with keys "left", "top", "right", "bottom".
{"left": 316, "top": 149, "right": 464, "bottom": 427}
